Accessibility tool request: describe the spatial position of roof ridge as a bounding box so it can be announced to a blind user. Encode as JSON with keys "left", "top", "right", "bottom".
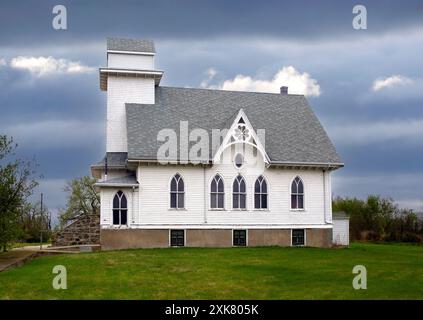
{"left": 158, "top": 85, "right": 305, "bottom": 97}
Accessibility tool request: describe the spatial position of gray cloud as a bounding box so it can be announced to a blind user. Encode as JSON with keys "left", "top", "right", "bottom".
{"left": 327, "top": 119, "right": 423, "bottom": 146}
{"left": 3, "top": 119, "right": 103, "bottom": 149}
{"left": 1, "top": 0, "right": 423, "bottom": 46}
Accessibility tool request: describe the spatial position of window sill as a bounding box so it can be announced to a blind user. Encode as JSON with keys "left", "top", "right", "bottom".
{"left": 168, "top": 208, "right": 187, "bottom": 211}
{"left": 253, "top": 209, "right": 270, "bottom": 212}
{"left": 209, "top": 208, "right": 226, "bottom": 211}
{"left": 290, "top": 209, "right": 306, "bottom": 212}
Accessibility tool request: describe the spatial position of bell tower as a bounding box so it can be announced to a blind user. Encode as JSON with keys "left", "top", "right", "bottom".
{"left": 100, "top": 38, "right": 163, "bottom": 152}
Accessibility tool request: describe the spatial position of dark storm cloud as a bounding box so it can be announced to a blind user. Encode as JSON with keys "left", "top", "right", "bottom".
{"left": 1, "top": 0, "right": 423, "bottom": 46}
{"left": 0, "top": 68, "right": 103, "bottom": 122}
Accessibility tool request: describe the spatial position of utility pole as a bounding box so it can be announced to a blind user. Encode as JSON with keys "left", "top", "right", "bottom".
{"left": 40, "top": 193, "right": 43, "bottom": 250}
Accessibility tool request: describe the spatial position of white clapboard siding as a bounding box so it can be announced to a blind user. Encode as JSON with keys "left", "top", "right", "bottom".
{"left": 333, "top": 219, "right": 349, "bottom": 245}
{"left": 100, "top": 146, "right": 332, "bottom": 228}
{"left": 107, "top": 53, "right": 154, "bottom": 70}
{"left": 100, "top": 187, "right": 138, "bottom": 226}
{"left": 106, "top": 76, "right": 155, "bottom": 152}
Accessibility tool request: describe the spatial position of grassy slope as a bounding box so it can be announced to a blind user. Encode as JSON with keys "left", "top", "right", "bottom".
{"left": 0, "top": 243, "right": 422, "bottom": 300}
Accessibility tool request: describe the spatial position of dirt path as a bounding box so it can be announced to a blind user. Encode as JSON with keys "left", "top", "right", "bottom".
{"left": 0, "top": 250, "right": 38, "bottom": 272}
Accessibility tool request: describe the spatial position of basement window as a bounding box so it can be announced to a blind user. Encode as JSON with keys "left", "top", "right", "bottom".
{"left": 292, "top": 229, "right": 305, "bottom": 246}
{"left": 233, "top": 230, "right": 247, "bottom": 246}
{"left": 170, "top": 230, "right": 185, "bottom": 247}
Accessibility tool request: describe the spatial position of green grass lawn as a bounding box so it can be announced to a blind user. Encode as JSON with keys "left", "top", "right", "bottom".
{"left": 0, "top": 242, "right": 422, "bottom": 299}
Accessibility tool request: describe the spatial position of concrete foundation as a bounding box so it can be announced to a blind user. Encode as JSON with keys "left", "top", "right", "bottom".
{"left": 306, "top": 228, "right": 333, "bottom": 248}
{"left": 101, "top": 229, "right": 169, "bottom": 250}
{"left": 248, "top": 229, "right": 291, "bottom": 246}
{"left": 101, "top": 228, "right": 333, "bottom": 250}
{"left": 186, "top": 229, "right": 232, "bottom": 247}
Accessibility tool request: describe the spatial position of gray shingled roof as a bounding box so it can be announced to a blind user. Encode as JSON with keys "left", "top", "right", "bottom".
{"left": 95, "top": 174, "right": 138, "bottom": 187}
{"left": 333, "top": 211, "right": 349, "bottom": 220}
{"left": 92, "top": 152, "right": 127, "bottom": 168}
{"left": 125, "top": 86, "right": 343, "bottom": 165}
{"left": 107, "top": 37, "right": 155, "bottom": 53}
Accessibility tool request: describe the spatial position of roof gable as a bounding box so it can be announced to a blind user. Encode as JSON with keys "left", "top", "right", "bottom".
{"left": 213, "top": 108, "right": 270, "bottom": 165}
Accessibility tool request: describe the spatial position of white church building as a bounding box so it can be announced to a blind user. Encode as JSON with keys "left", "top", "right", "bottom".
{"left": 91, "top": 38, "right": 344, "bottom": 250}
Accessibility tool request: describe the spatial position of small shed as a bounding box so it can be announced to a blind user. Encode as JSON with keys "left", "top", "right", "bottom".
{"left": 332, "top": 211, "right": 349, "bottom": 246}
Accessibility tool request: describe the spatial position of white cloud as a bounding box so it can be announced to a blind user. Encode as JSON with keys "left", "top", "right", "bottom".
{"left": 10, "top": 56, "right": 95, "bottom": 77}
{"left": 327, "top": 118, "right": 423, "bottom": 146}
{"left": 0, "top": 58, "right": 6, "bottom": 67}
{"left": 200, "top": 67, "right": 218, "bottom": 88}
{"left": 372, "top": 75, "right": 413, "bottom": 91}
{"left": 217, "top": 66, "right": 321, "bottom": 96}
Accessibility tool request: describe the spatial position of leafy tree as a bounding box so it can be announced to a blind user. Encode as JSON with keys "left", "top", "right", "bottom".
{"left": 0, "top": 136, "right": 39, "bottom": 251}
{"left": 333, "top": 195, "right": 422, "bottom": 243}
{"left": 58, "top": 176, "right": 99, "bottom": 226}
{"left": 18, "top": 201, "right": 51, "bottom": 243}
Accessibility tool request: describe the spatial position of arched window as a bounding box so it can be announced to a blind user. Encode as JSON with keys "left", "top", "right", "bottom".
{"left": 210, "top": 174, "right": 224, "bottom": 209}
{"left": 170, "top": 174, "right": 185, "bottom": 209}
{"left": 254, "top": 175, "right": 268, "bottom": 209}
{"left": 233, "top": 175, "right": 246, "bottom": 209}
{"left": 291, "top": 176, "right": 304, "bottom": 209}
{"left": 234, "top": 153, "right": 244, "bottom": 169}
{"left": 113, "top": 191, "right": 127, "bottom": 225}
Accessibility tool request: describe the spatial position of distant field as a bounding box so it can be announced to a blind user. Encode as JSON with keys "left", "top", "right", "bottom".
{"left": 0, "top": 242, "right": 422, "bottom": 299}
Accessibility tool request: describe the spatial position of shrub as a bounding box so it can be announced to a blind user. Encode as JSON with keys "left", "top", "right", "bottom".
{"left": 333, "top": 195, "right": 422, "bottom": 243}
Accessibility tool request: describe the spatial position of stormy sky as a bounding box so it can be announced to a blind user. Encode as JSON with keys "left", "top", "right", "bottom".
{"left": 1, "top": 0, "right": 422, "bottom": 219}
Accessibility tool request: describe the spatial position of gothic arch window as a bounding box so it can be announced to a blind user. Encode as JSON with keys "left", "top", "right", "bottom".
{"left": 210, "top": 174, "right": 225, "bottom": 209}
{"left": 113, "top": 190, "right": 127, "bottom": 225}
{"left": 233, "top": 175, "right": 246, "bottom": 209}
{"left": 234, "top": 153, "right": 244, "bottom": 169}
{"left": 291, "top": 176, "right": 304, "bottom": 209}
{"left": 254, "top": 175, "right": 268, "bottom": 209}
{"left": 170, "top": 174, "right": 185, "bottom": 209}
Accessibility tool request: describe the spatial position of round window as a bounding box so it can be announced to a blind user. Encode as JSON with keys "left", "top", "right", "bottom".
{"left": 234, "top": 153, "right": 244, "bottom": 168}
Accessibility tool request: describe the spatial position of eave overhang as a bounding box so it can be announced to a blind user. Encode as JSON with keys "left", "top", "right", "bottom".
{"left": 94, "top": 182, "right": 139, "bottom": 188}
{"left": 99, "top": 68, "right": 164, "bottom": 91}
{"left": 107, "top": 49, "right": 155, "bottom": 56}
{"left": 126, "top": 158, "right": 344, "bottom": 170}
